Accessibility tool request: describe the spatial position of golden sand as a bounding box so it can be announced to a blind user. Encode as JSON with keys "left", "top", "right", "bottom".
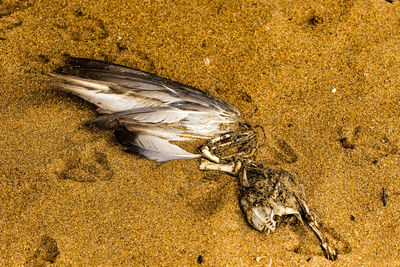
{"left": 1, "top": 0, "right": 400, "bottom": 265}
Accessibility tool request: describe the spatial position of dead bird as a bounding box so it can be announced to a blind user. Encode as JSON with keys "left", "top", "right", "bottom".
{"left": 238, "top": 161, "right": 337, "bottom": 260}
{"left": 49, "top": 57, "right": 337, "bottom": 260}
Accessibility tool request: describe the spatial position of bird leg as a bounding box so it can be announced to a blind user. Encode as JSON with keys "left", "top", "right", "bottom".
{"left": 302, "top": 209, "right": 338, "bottom": 260}
{"left": 198, "top": 158, "right": 243, "bottom": 176}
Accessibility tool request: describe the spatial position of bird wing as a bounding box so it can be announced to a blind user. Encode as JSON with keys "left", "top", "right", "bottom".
{"left": 49, "top": 57, "right": 243, "bottom": 161}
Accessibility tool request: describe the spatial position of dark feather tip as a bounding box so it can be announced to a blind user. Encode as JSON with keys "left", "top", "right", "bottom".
{"left": 114, "top": 128, "right": 137, "bottom": 148}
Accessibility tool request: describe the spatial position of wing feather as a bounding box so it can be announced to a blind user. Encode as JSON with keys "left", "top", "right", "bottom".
{"left": 51, "top": 57, "right": 240, "bottom": 114}
{"left": 115, "top": 129, "right": 200, "bottom": 162}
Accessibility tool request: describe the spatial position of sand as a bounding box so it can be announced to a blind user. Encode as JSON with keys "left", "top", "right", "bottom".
{"left": 1, "top": 0, "right": 400, "bottom": 265}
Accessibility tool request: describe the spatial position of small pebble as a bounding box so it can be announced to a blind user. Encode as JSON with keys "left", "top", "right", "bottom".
{"left": 197, "top": 255, "right": 203, "bottom": 264}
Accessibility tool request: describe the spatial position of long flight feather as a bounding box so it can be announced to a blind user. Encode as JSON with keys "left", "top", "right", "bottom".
{"left": 115, "top": 129, "right": 200, "bottom": 161}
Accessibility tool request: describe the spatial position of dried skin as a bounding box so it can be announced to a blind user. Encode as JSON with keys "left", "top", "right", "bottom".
{"left": 238, "top": 162, "right": 337, "bottom": 260}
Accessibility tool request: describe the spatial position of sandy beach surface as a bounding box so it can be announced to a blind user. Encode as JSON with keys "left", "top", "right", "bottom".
{"left": 1, "top": 0, "right": 400, "bottom": 265}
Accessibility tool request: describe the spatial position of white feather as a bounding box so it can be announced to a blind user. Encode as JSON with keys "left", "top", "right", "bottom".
{"left": 49, "top": 82, "right": 164, "bottom": 113}
{"left": 125, "top": 124, "right": 187, "bottom": 141}
{"left": 49, "top": 73, "right": 111, "bottom": 91}
{"left": 134, "top": 134, "right": 200, "bottom": 161}
{"left": 124, "top": 123, "right": 209, "bottom": 141}
{"left": 134, "top": 90, "right": 184, "bottom": 104}
{"left": 119, "top": 108, "right": 191, "bottom": 124}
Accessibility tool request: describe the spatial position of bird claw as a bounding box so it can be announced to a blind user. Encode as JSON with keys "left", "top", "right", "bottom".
{"left": 322, "top": 243, "right": 338, "bottom": 261}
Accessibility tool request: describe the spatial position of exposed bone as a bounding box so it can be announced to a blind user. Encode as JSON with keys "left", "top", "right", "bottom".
{"left": 201, "top": 146, "right": 220, "bottom": 163}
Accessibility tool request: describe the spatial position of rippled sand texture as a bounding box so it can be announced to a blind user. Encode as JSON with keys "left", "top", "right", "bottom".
{"left": 1, "top": 0, "right": 400, "bottom": 265}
